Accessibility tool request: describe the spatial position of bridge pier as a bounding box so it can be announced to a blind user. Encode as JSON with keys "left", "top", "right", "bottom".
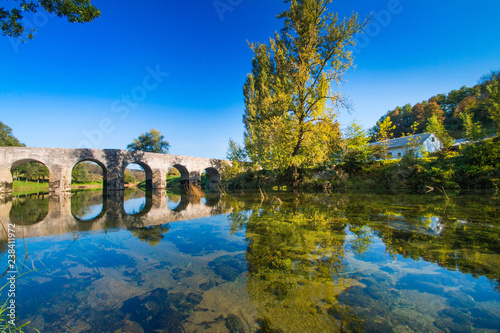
{"left": 48, "top": 165, "right": 72, "bottom": 194}
{"left": 106, "top": 167, "right": 125, "bottom": 191}
{"left": 152, "top": 169, "right": 167, "bottom": 189}
{"left": 0, "top": 168, "right": 12, "bottom": 194}
{"left": 189, "top": 171, "right": 201, "bottom": 188}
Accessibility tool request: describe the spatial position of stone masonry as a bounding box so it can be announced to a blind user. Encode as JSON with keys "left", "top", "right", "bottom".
{"left": 0, "top": 147, "right": 225, "bottom": 194}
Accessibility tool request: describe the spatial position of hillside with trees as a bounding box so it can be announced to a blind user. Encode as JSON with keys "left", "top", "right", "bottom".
{"left": 369, "top": 70, "right": 500, "bottom": 141}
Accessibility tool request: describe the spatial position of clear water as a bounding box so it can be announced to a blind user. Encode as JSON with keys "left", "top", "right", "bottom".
{"left": 1, "top": 189, "right": 499, "bottom": 332}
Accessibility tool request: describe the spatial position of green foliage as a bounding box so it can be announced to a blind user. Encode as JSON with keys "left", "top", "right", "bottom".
{"left": 124, "top": 169, "right": 137, "bottom": 184}
{"left": 376, "top": 116, "right": 395, "bottom": 142}
{"left": 425, "top": 115, "right": 455, "bottom": 149}
{"left": 370, "top": 70, "right": 499, "bottom": 140}
{"left": 372, "top": 116, "right": 395, "bottom": 160}
{"left": 485, "top": 77, "right": 500, "bottom": 133}
{"left": 127, "top": 128, "right": 170, "bottom": 154}
{"left": 13, "top": 162, "right": 48, "bottom": 183}
{"left": 223, "top": 192, "right": 500, "bottom": 331}
{"left": 0, "top": 121, "right": 24, "bottom": 147}
{"left": 338, "top": 121, "right": 373, "bottom": 173}
{"left": 71, "top": 162, "right": 91, "bottom": 183}
{"left": 243, "top": 0, "right": 367, "bottom": 183}
{"left": 0, "top": 0, "right": 100, "bottom": 40}
{"left": 459, "top": 111, "right": 485, "bottom": 142}
{"left": 225, "top": 138, "right": 247, "bottom": 174}
{"left": 344, "top": 121, "right": 369, "bottom": 151}
{"left": 9, "top": 193, "right": 49, "bottom": 224}
{"left": 12, "top": 180, "right": 49, "bottom": 196}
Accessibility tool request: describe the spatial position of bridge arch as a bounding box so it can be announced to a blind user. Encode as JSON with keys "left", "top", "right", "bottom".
{"left": 125, "top": 161, "right": 153, "bottom": 188}
{"left": 11, "top": 159, "right": 50, "bottom": 186}
{"left": 203, "top": 167, "right": 221, "bottom": 192}
{"left": 71, "top": 159, "right": 107, "bottom": 189}
{"left": 172, "top": 164, "right": 190, "bottom": 188}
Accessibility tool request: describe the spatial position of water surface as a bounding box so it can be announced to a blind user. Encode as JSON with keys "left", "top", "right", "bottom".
{"left": 1, "top": 190, "right": 499, "bottom": 332}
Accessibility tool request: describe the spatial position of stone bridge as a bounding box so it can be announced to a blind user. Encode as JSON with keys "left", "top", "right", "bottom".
{"left": 0, "top": 147, "right": 226, "bottom": 194}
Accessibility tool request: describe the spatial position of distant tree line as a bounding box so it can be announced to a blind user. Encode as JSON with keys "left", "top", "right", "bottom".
{"left": 369, "top": 70, "right": 500, "bottom": 140}
{"left": 71, "top": 162, "right": 104, "bottom": 183}
{"left": 13, "top": 161, "right": 49, "bottom": 183}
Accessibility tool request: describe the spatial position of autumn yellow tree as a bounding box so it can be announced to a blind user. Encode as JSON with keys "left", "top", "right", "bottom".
{"left": 243, "top": 0, "right": 367, "bottom": 185}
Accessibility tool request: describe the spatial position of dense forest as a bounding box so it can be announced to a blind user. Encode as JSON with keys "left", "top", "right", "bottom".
{"left": 369, "top": 70, "right": 500, "bottom": 140}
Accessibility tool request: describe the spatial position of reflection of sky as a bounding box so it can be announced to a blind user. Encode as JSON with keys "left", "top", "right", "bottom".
{"left": 124, "top": 197, "right": 146, "bottom": 215}
{"left": 166, "top": 197, "right": 180, "bottom": 210}
{"left": 78, "top": 204, "right": 103, "bottom": 221}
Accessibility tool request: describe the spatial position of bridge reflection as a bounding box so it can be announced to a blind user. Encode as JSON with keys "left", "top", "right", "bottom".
{"left": 0, "top": 190, "right": 227, "bottom": 239}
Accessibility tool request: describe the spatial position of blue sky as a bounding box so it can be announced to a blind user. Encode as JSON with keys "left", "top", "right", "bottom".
{"left": 1, "top": 0, "right": 499, "bottom": 159}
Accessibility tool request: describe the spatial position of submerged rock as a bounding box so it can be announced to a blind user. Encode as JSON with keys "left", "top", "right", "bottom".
{"left": 225, "top": 314, "right": 246, "bottom": 333}
{"left": 171, "top": 267, "right": 193, "bottom": 280}
{"left": 120, "top": 288, "right": 202, "bottom": 332}
{"left": 208, "top": 254, "right": 247, "bottom": 281}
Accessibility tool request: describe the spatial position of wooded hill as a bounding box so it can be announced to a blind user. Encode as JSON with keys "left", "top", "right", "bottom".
{"left": 369, "top": 71, "right": 500, "bottom": 140}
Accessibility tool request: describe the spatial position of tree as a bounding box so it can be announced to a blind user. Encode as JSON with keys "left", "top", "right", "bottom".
{"left": 127, "top": 128, "right": 170, "bottom": 154}
{"left": 243, "top": 0, "right": 366, "bottom": 185}
{"left": 425, "top": 115, "right": 454, "bottom": 149}
{"left": 344, "top": 121, "right": 369, "bottom": 151}
{"left": 226, "top": 138, "right": 247, "bottom": 172}
{"left": 72, "top": 162, "right": 91, "bottom": 183}
{"left": 485, "top": 79, "right": 500, "bottom": 134}
{"left": 124, "top": 169, "right": 137, "bottom": 184}
{"left": 1, "top": 0, "right": 100, "bottom": 40}
{"left": 424, "top": 98, "right": 445, "bottom": 123}
{"left": 460, "top": 111, "right": 485, "bottom": 142}
{"left": 373, "top": 116, "right": 395, "bottom": 160}
{"left": 15, "top": 161, "right": 48, "bottom": 182}
{"left": 376, "top": 116, "right": 395, "bottom": 142}
{"left": 0, "top": 121, "right": 25, "bottom": 146}
{"left": 340, "top": 121, "right": 372, "bottom": 173}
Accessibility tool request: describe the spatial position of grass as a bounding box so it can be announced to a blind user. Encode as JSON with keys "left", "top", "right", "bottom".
{"left": 71, "top": 181, "right": 103, "bottom": 189}
{"left": 12, "top": 180, "right": 104, "bottom": 196}
{"left": 12, "top": 180, "right": 49, "bottom": 196}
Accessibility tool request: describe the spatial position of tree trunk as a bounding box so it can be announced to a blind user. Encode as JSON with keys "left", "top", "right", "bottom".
{"left": 291, "top": 122, "right": 305, "bottom": 188}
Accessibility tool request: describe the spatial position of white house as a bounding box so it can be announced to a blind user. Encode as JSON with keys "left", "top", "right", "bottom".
{"left": 369, "top": 133, "right": 443, "bottom": 159}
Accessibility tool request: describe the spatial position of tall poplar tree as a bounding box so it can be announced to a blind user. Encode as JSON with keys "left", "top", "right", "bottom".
{"left": 243, "top": 0, "right": 366, "bottom": 185}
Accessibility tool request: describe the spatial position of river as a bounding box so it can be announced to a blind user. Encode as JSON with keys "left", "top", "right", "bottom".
{"left": 0, "top": 189, "right": 499, "bottom": 332}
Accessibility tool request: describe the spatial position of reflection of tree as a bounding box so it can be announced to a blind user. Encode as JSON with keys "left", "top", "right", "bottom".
{"left": 339, "top": 194, "right": 500, "bottom": 287}
{"left": 10, "top": 194, "right": 49, "bottom": 225}
{"left": 128, "top": 224, "right": 170, "bottom": 247}
{"left": 71, "top": 190, "right": 103, "bottom": 220}
{"left": 226, "top": 195, "right": 363, "bottom": 332}
{"left": 223, "top": 192, "right": 500, "bottom": 331}
{"left": 124, "top": 187, "right": 146, "bottom": 201}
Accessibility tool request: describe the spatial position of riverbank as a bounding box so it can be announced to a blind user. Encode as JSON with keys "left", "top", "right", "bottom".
{"left": 221, "top": 137, "right": 500, "bottom": 193}
{"left": 12, "top": 180, "right": 104, "bottom": 196}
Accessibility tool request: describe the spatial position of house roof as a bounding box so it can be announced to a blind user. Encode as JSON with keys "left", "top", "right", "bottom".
{"left": 369, "top": 133, "right": 433, "bottom": 149}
